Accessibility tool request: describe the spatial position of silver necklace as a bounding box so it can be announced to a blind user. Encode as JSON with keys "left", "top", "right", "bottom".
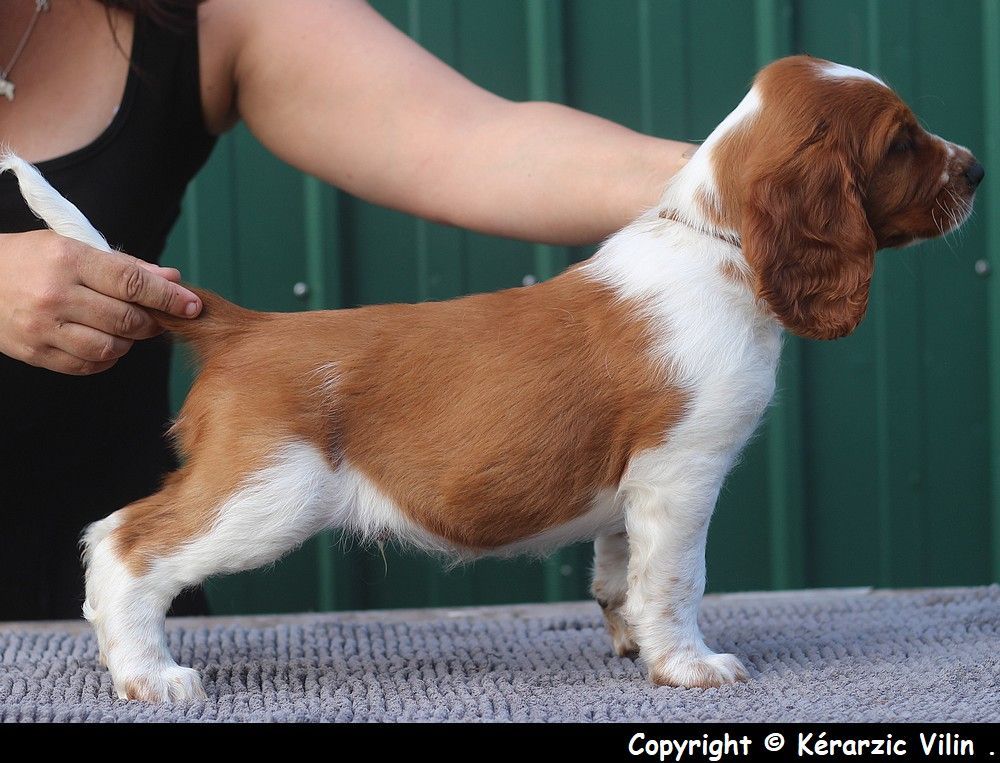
{"left": 1, "top": 0, "right": 51, "bottom": 102}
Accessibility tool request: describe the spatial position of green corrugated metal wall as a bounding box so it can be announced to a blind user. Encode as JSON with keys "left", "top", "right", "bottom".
{"left": 160, "top": 0, "right": 1000, "bottom": 615}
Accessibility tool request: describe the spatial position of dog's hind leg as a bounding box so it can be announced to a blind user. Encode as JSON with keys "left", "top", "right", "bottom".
{"left": 591, "top": 532, "right": 638, "bottom": 658}
{"left": 82, "top": 440, "right": 338, "bottom": 702}
{"left": 83, "top": 477, "right": 208, "bottom": 702}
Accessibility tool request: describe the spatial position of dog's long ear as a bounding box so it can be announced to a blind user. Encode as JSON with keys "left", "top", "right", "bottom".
{"left": 741, "top": 124, "right": 877, "bottom": 340}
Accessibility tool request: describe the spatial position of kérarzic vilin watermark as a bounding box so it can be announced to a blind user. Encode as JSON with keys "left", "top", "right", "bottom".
{"left": 628, "top": 731, "right": 983, "bottom": 761}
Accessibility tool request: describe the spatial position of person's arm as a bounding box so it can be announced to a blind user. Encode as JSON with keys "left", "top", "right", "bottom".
{"left": 202, "top": 0, "right": 692, "bottom": 246}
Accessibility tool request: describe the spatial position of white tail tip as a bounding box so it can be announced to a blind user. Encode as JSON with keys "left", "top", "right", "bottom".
{"left": 0, "top": 149, "right": 112, "bottom": 253}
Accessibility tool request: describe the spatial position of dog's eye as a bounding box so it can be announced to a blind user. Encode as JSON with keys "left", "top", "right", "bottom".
{"left": 889, "top": 138, "right": 913, "bottom": 154}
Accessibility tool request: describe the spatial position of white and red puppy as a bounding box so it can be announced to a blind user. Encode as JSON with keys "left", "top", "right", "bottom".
{"left": 3, "top": 56, "right": 981, "bottom": 702}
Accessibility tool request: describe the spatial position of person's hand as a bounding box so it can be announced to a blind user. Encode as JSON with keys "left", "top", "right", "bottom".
{"left": 0, "top": 230, "right": 202, "bottom": 375}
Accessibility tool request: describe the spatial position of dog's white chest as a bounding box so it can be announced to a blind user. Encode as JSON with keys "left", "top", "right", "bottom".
{"left": 583, "top": 223, "right": 783, "bottom": 466}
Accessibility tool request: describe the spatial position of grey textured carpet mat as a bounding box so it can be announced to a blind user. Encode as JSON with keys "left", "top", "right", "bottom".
{"left": 1, "top": 586, "right": 997, "bottom": 722}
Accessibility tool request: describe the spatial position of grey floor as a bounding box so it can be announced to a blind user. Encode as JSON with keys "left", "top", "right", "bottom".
{"left": 1, "top": 585, "right": 997, "bottom": 722}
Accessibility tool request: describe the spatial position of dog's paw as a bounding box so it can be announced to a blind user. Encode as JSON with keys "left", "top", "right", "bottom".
{"left": 612, "top": 631, "right": 640, "bottom": 659}
{"left": 648, "top": 651, "right": 749, "bottom": 688}
{"left": 600, "top": 606, "right": 640, "bottom": 658}
{"left": 115, "top": 665, "right": 206, "bottom": 703}
{"left": 82, "top": 599, "right": 109, "bottom": 667}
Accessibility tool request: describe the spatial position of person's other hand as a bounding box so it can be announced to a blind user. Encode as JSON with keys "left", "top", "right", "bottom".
{"left": 0, "top": 230, "right": 202, "bottom": 375}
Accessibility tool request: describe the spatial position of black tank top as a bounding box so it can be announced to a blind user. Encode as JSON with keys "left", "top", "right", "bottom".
{"left": 0, "top": 10, "right": 216, "bottom": 619}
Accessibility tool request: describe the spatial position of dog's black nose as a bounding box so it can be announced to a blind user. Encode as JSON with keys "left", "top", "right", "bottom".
{"left": 964, "top": 161, "right": 985, "bottom": 189}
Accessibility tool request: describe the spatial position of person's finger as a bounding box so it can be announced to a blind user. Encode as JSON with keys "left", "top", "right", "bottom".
{"left": 136, "top": 260, "right": 183, "bottom": 283}
{"left": 62, "top": 286, "right": 164, "bottom": 340}
{"left": 75, "top": 250, "right": 201, "bottom": 317}
{"left": 50, "top": 321, "right": 134, "bottom": 363}
{"left": 33, "top": 344, "right": 119, "bottom": 376}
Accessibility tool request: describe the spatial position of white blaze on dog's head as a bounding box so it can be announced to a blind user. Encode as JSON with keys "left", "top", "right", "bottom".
{"left": 815, "top": 61, "right": 887, "bottom": 87}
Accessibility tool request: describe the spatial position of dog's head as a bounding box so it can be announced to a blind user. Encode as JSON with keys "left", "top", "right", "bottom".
{"left": 700, "top": 55, "right": 982, "bottom": 340}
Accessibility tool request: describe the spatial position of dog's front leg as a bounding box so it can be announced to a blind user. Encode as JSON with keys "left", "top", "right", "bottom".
{"left": 621, "top": 467, "right": 748, "bottom": 688}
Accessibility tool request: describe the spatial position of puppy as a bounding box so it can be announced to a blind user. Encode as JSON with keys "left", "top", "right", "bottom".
{"left": 3, "top": 55, "right": 981, "bottom": 702}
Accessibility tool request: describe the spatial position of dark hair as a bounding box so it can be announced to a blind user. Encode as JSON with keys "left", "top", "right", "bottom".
{"left": 98, "top": 0, "right": 205, "bottom": 28}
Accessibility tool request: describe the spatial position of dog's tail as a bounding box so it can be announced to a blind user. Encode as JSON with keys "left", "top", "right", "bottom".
{"left": 0, "top": 150, "right": 112, "bottom": 252}
{"left": 150, "top": 286, "right": 261, "bottom": 357}
{"left": 1, "top": 150, "right": 261, "bottom": 358}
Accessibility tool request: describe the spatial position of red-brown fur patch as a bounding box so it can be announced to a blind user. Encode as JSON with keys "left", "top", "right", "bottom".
{"left": 114, "top": 268, "right": 687, "bottom": 571}
{"left": 335, "top": 269, "right": 687, "bottom": 548}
